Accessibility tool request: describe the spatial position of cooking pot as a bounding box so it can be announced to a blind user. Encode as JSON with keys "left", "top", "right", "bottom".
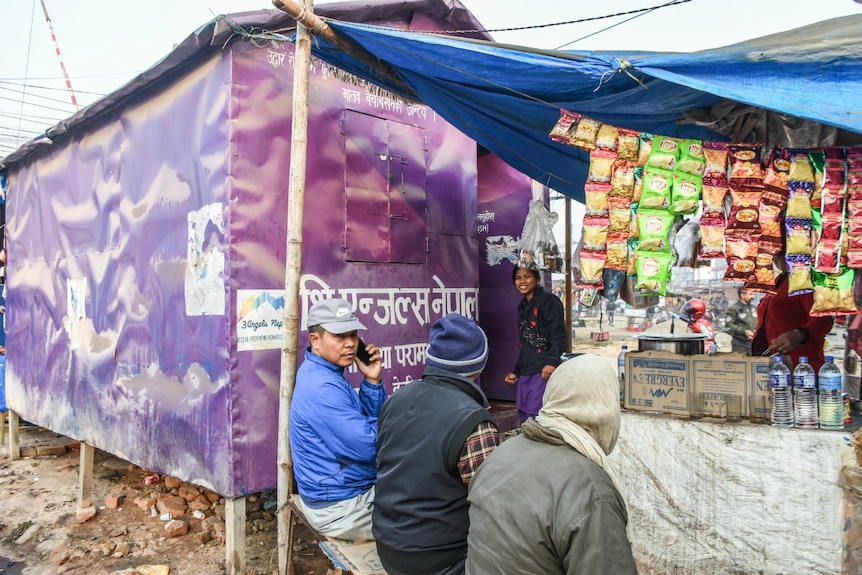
{"left": 637, "top": 333, "right": 708, "bottom": 355}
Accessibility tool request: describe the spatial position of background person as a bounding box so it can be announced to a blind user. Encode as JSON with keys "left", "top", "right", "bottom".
{"left": 725, "top": 286, "right": 757, "bottom": 354}
{"left": 505, "top": 265, "right": 567, "bottom": 423}
{"left": 290, "top": 298, "right": 385, "bottom": 541}
{"left": 373, "top": 313, "right": 500, "bottom": 575}
{"left": 466, "top": 354, "right": 636, "bottom": 575}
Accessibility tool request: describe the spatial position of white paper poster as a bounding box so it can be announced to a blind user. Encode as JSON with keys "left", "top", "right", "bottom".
{"left": 237, "top": 289, "right": 285, "bottom": 351}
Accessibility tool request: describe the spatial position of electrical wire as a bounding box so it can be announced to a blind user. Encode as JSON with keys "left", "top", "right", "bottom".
{"left": 0, "top": 85, "right": 81, "bottom": 108}
{"left": 0, "top": 80, "right": 103, "bottom": 98}
{"left": 555, "top": 0, "right": 692, "bottom": 50}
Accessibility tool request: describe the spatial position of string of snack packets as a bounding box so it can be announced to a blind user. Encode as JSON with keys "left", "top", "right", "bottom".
{"left": 549, "top": 109, "right": 862, "bottom": 318}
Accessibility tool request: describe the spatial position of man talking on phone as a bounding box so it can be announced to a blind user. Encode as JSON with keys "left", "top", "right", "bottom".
{"left": 290, "top": 297, "right": 385, "bottom": 540}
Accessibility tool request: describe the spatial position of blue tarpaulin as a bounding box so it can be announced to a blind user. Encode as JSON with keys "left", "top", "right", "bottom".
{"left": 310, "top": 15, "right": 862, "bottom": 201}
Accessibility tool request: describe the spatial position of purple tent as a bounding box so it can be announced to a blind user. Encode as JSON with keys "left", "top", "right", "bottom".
{"left": 0, "top": 1, "right": 533, "bottom": 497}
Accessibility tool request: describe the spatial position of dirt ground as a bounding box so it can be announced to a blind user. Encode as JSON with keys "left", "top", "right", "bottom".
{"left": 0, "top": 434, "right": 333, "bottom": 575}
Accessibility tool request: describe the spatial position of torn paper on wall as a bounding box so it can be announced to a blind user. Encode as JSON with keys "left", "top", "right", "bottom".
{"left": 185, "top": 203, "right": 226, "bottom": 316}
{"left": 63, "top": 277, "right": 88, "bottom": 350}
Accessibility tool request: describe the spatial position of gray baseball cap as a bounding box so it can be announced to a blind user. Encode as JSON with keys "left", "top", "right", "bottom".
{"left": 307, "top": 298, "right": 367, "bottom": 334}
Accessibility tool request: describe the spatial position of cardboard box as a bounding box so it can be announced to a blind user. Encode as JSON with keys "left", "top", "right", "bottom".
{"left": 624, "top": 350, "right": 772, "bottom": 417}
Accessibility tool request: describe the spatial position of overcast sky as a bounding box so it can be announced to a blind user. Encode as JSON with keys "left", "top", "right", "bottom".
{"left": 2, "top": 0, "right": 860, "bottom": 158}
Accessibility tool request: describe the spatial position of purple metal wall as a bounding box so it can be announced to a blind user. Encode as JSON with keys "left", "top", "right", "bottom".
{"left": 4, "top": 33, "right": 485, "bottom": 496}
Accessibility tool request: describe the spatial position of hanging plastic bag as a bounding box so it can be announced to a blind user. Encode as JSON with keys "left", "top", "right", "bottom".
{"left": 518, "top": 199, "right": 563, "bottom": 272}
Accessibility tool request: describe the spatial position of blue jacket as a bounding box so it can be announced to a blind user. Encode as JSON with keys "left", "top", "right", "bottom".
{"left": 290, "top": 349, "right": 386, "bottom": 503}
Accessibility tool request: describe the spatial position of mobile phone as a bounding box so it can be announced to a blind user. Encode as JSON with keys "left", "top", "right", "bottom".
{"left": 356, "top": 339, "right": 373, "bottom": 364}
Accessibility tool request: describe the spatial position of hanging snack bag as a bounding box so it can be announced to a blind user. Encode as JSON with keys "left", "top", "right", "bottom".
{"left": 671, "top": 173, "right": 702, "bottom": 215}
{"left": 637, "top": 133, "right": 654, "bottom": 167}
{"left": 587, "top": 149, "right": 617, "bottom": 185}
{"left": 601, "top": 268, "right": 626, "bottom": 301}
{"left": 699, "top": 216, "right": 726, "bottom": 260}
{"left": 825, "top": 160, "right": 847, "bottom": 188}
{"left": 647, "top": 136, "right": 680, "bottom": 171}
{"left": 723, "top": 230, "right": 759, "bottom": 283}
{"left": 815, "top": 239, "right": 842, "bottom": 274}
{"left": 703, "top": 141, "right": 729, "bottom": 179}
{"left": 727, "top": 188, "right": 762, "bottom": 232}
{"left": 785, "top": 217, "right": 813, "bottom": 256}
{"left": 632, "top": 166, "right": 645, "bottom": 204}
{"left": 549, "top": 109, "right": 582, "bottom": 144}
{"left": 596, "top": 123, "right": 619, "bottom": 151}
{"left": 762, "top": 146, "right": 790, "bottom": 191}
{"left": 640, "top": 168, "right": 674, "bottom": 210}
{"left": 617, "top": 128, "right": 640, "bottom": 162}
{"left": 610, "top": 159, "right": 636, "bottom": 198}
{"left": 581, "top": 216, "right": 610, "bottom": 252}
{"left": 788, "top": 149, "right": 816, "bottom": 183}
{"left": 728, "top": 143, "right": 763, "bottom": 188}
{"left": 585, "top": 183, "right": 611, "bottom": 217}
{"left": 758, "top": 189, "right": 786, "bottom": 239}
{"left": 577, "top": 250, "right": 607, "bottom": 289}
{"left": 811, "top": 267, "right": 857, "bottom": 317}
{"left": 786, "top": 181, "right": 813, "bottom": 219}
{"left": 701, "top": 175, "right": 729, "bottom": 216}
{"left": 677, "top": 139, "right": 706, "bottom": 176}
{"left": 629, "top": 208, "right": 640, "bottom": 239}
{"left": 570, "top": 116, "right": 602, "bottom": 150}
{"left": 749, "top": 237, "right": 783, "bottom": 293}
{"left": 822, "top": 213, "right": 845, "bottom": 242}
{"left": 579, "top": 287, "right": 600, "bottom": 308}
{"left": 605, "top": 232, "right": 629, "bottom": 271}
{"left": 608, "top": 196, "right": 632, "bottom": 233}
{"left": 636, "top": 209, "right": 675, "bottom": 253}
{"left": 627, "top": 236, "right": 639, "bottom": 275}
{"left": 634, "top": 251, "right": 673, "bottom": 295}
{"left": 821, "top": 184, "right": 846, "bottom": 217}
{"left": 786, "top": 254, "right": 814, "bottom": 296}
{"left": 809, "top": 148, "right": 825, "bottom": 209}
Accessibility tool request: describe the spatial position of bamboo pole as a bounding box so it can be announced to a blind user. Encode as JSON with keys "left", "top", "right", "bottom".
{"left": 272, "top": 0, "right": 412, "bottom": 95}
{"left": 275, "top": 1, "right": 313, "bottom": 573}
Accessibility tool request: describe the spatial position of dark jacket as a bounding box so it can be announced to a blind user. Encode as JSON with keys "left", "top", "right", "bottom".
{"left": 466, "top": 433, "right": 637, "bottom": 575}
{"left": 373, "top": 367, "right": 494, "bottom": 574}
{"left": 725, "top": 299, "right": 756, "bottom": 353}
{"left": 513, "top": 287, "right": 567, "bottom": 376}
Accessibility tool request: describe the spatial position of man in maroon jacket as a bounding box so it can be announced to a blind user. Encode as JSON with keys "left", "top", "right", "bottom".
{"left": 750, "top": 272, "right": 833, "bottom": 373}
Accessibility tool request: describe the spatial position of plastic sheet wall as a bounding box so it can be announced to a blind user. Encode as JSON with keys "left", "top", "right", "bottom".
{"left": 3, "top": 36, "right": 489, "bottom": 497}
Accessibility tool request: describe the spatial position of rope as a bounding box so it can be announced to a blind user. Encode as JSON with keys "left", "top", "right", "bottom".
{"left": 594, "top": 59, "right": 647, "bottom": 92}
{"left": 215, "top": 14, "right": 292, "bottom": 49}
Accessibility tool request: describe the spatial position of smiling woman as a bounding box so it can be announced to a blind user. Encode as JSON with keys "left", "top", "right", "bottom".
{"left": 505, "top": 264, "right": 568, "bottom": 423}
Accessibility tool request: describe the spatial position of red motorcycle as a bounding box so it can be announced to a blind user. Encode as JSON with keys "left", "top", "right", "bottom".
{"left": 675, "top": 298, "right": 719, "bottom": 354}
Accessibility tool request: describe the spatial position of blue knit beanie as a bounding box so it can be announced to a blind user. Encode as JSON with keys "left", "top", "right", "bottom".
{"left": 426, "top": 314, "right": 489, "bottom": 376}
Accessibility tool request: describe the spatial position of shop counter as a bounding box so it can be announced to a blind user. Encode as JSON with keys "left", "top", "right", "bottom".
{"left": 610, "top": 411, "right": 862, "bottom": 575}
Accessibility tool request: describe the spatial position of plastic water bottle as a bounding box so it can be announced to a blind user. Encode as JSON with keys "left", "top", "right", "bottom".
{"left": 769, "top": 356, "right": 793, "bottom": 427}
{"left": 792, "top": 356, "right": 818, "bottom": 429}
{"left": 818, "top": 356, "right": 844, "bottom": 431}
{"left": 618, "top": 345, "right": 628, "bottom": 403}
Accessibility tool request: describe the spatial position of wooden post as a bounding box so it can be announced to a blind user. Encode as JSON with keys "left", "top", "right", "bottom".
{"left": 77, "top": 441, "right": 94, "bottom": 517}
{"left": 271, "top": 0, "right": 411, "bottom": 96}
{"left": 8, "top": 409, "right": 19, "bottom": 460}
{"left": 274, "top": 0, "right": 313, "bottom": 573}
{"left": 226, "top": 497, "right": 247, "bottom": 575}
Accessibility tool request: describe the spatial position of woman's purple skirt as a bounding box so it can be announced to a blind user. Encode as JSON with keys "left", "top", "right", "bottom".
{"left": 516, "top": 372, "right": 546, "bottom": 423}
